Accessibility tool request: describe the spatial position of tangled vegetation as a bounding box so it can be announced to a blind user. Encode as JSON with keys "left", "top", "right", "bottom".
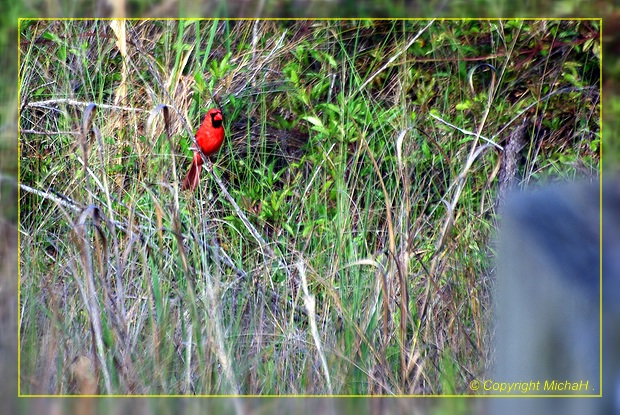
{"left": 19, "top": 19, "right": 599, "bottom": 396}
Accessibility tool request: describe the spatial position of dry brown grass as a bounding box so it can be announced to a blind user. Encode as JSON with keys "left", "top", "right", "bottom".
{"left": 17, "top": 19, "right": 599, "bottom": 399}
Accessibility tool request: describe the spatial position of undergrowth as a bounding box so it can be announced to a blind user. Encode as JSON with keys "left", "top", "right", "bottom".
{"left": 18, "top": 19, "right": 599, "bottom": 395}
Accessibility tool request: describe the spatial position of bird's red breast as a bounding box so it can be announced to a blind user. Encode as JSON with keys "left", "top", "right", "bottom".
{"left": 195, "top": 108, "right": 225, "bottom": 161}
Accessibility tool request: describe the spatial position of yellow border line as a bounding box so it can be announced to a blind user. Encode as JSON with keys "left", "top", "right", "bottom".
{"left": 15, "top": 17, "right": 603, "bottom": 399}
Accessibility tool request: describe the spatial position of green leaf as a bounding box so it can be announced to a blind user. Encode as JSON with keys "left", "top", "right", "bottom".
{"left": 455, "top": 100, "right": 472, "bottom": 110}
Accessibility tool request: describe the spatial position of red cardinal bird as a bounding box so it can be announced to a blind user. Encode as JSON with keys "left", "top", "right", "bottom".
{"left": 182, "top": 108, "right": 225, "bottom": 191}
